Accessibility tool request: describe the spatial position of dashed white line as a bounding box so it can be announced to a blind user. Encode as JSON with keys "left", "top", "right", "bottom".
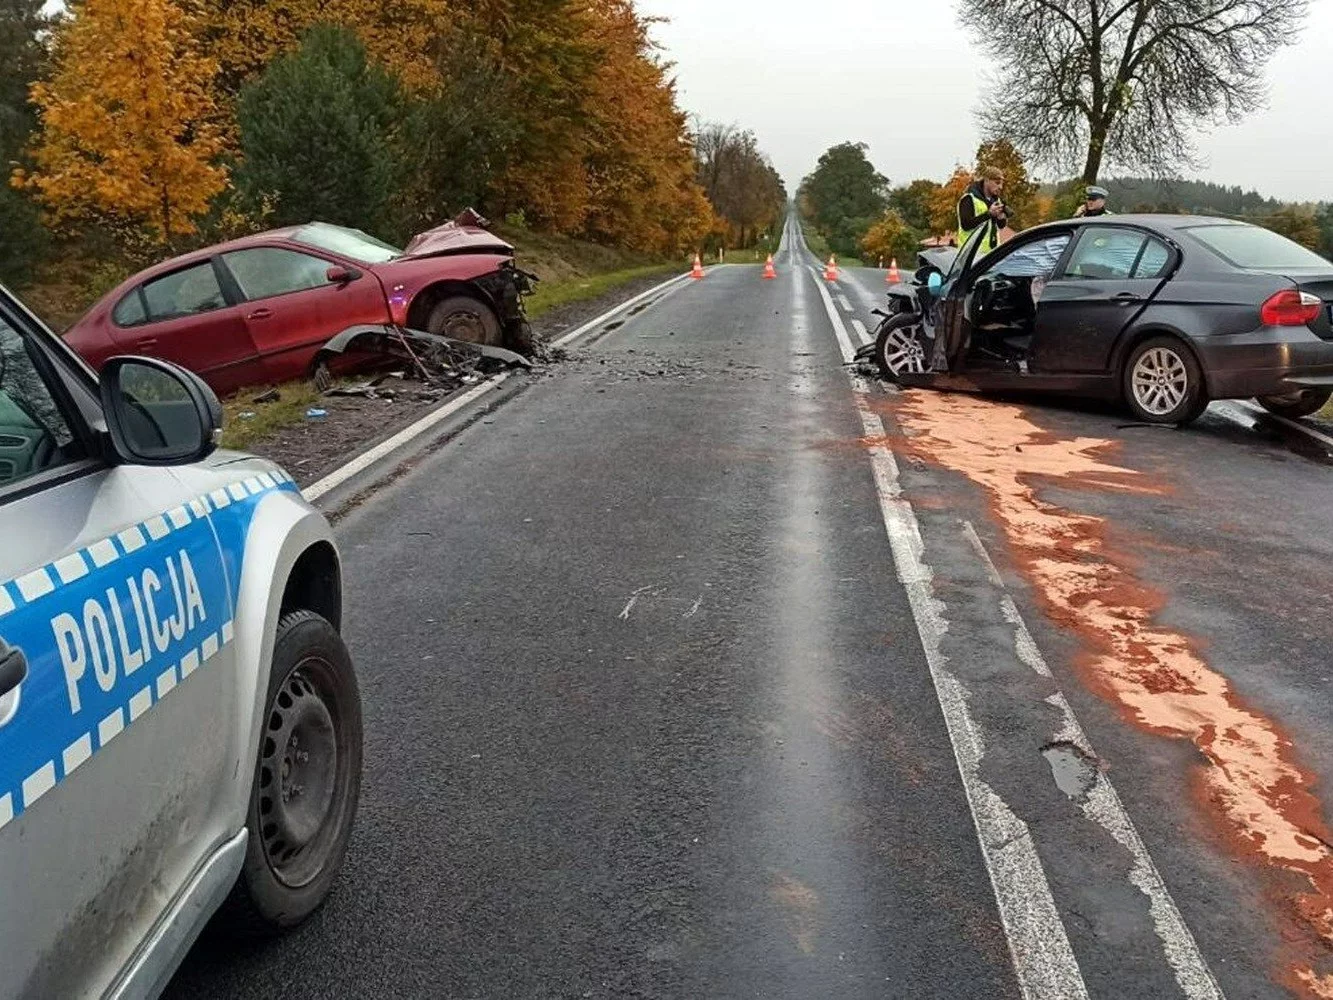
{"left": 851, "top": 318, "right": 872, "bottom": 347}
{"left": 1227, "top": 400, "right": 1333, "bottom": 450}
{"left": 809, "top": 264, "right": 1222, "bottom": 999}
{"left": 837, "top": 292, "right": 853, "bottom": 312}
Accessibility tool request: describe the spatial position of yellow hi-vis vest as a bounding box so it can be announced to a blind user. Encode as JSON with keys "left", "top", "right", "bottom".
{"left": 958, "top": 192, "right": 1000, "bottom": 255}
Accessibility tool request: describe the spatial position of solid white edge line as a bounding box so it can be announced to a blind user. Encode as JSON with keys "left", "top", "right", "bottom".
{"left": 551, "top": 271, "right": 695, "bottom": 349}
{"left": 808, "top": 266, "right": 1091, "bottom": 1000}
{"left": 304, "top": 271, "right": 694, "bottom": 505}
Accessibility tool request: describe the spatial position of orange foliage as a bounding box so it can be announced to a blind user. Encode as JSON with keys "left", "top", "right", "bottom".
{"left": 20, "top": 0, "right": 228, "bottom": 242}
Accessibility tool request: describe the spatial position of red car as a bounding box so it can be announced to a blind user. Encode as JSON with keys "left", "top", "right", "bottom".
{"left": 65, "top": 216, "right": 535, "bottom": 397}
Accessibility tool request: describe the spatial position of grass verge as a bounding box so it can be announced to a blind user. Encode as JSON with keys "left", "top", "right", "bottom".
{"left": 220, "top": 382, "right": 322, "bottom": 451}
{"left": 525, "top": 262, "right": 680, "bottom": 319}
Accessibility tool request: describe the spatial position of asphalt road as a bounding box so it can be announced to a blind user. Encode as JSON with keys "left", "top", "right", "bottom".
{"left": 167, "top": 219, "right": 1333, "bottom": 999}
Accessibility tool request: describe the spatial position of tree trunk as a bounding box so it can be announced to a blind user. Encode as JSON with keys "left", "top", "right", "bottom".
{"left": 1082, "top": 124, "right": 1106, "bottom": 185}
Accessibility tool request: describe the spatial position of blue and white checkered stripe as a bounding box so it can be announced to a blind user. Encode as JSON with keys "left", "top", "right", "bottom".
{"left": 0, "top": 468, "right": 298, "bottom": 832}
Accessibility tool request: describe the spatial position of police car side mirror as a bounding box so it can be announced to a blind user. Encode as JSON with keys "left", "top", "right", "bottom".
{"left": 99, "top": 356, "right": 224, "bottom": 466}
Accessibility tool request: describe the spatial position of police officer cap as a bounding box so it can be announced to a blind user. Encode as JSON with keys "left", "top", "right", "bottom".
{"left": 1086, "top": 185, "right": 1109, "bottom": 200}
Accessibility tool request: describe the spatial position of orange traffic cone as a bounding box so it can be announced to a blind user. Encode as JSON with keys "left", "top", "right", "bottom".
{"left": 824, "top": 255, "right": 838, "bottom": 281}
{"left": 690, "top": 253, "right": 704, "bottom": 279}
{"left": 762, "top": 254, "right": 777, "bottom": 280}
{"left": 887, "top": 258, "right": 901, "bottom": 284}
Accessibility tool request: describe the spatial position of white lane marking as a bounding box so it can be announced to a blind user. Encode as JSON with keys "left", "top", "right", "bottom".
{"left": 551, "top": 272, "right": 695, "bottom": 349}
{"left": 62, "top": 734, "right": 93, "bottom": 776}
{"left": 962, "top": 521, "right": 1005, "bottom": 588}
{"left": 809, "top": 267, "right": 859, "bottom": 362}
{"left": 837, "top": 293, "right": 853, "bottom": 312}
{"left": 810, "top": 268, "right": 1090, "bottom": 999}
{"left": 851, "top": 318, "right": 872, "bottom": 347}
{"left": 15, "top": 567, "right": 54, "bottom": 602}
{"left": 22, "top": 762, "right": 56, "bottom": 808}
{"left": 1223, "top": 400, "right": 1333, "bottom": 450}
{"left": 53, "top": 552, "right": 89, "bottom": 585}
{"left": 98, "top": 708, "right": 125, "bottom": 746}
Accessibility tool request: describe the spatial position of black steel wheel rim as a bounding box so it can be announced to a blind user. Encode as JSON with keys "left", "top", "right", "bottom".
{"left": 258, "top": 656, "right": 346, "bottom": 888}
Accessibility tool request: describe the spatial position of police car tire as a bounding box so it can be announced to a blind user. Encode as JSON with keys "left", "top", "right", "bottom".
{"left": 222, "top": 610, "right": 362, "bottom": 936}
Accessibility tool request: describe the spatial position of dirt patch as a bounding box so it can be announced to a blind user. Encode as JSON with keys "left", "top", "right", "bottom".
{"left": 238, "top": 274, "right": 677, "bottom": 486}
{"left": 882, "top": 389, "right": 1333, "bottom": 997}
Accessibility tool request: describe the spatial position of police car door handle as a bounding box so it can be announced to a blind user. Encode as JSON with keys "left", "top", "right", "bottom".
{"left": 0, "top": 645, "right": 27, "bottom": 697}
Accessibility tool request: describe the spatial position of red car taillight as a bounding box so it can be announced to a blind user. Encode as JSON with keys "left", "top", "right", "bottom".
{"left": 1260, "top": 288, "right": 1322, "bottom": 327}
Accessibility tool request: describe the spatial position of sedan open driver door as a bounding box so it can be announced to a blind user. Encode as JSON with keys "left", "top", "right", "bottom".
{"left": 1030, "top": 226, "right": 1177, "bottom": 374}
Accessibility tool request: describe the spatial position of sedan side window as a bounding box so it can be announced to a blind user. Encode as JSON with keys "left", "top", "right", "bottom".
{"left": 1064, "top": 229, "right": 1172, "bottom": 280}
{"left": 142, "top": 263, "right": 228, "bottom": 322}
{"left": 985, "top": 235, "right": 1072, "bottom": 279}
{"left": 112, "top": 289, "right": 146, "bottom": 328}
{"left": 223, "top": 248, "right": 331, "bottom": 302}
{"left": 0, "top": 317, "right": 83, "bottom": 488}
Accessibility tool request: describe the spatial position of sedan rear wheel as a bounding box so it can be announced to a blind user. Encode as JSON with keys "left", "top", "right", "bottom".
{"left": 1123, "top": 336, "right": 1208, "bottom": 424}
{"left": 1256, "top": 388, "right": 1332, "bottom": 419}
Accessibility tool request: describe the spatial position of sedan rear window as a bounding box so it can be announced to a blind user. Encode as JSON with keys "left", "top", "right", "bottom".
{"left": 292, "top": 223, "right": 402, "bottom": 264}
{"left": 1187, "top": 224, "right": 1330, "bottom": 270}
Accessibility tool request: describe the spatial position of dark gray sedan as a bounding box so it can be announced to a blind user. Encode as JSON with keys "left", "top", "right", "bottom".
{"left": 872, "top": 215, "right": 1333, "bottom": 424}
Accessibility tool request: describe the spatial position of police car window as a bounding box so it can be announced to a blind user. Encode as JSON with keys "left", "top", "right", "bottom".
{"left": 142, "top": 263, "right": 227, "bottom": 322}
{"left": 0, "top": 317, "right": 82, "bottom": 488}
{"left": 987, "top": 235, "right": 1071, "bottom": 279}
{"left": 223, "top": 248, "right": 330, "bottom": 301}
{"left": 1065, "top": 229, "right": 1162, "bottom": 280}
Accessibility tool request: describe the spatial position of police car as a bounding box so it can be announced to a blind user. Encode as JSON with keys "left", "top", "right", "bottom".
{"left": 0, "top": 285, "right": 362, "bottom": 998}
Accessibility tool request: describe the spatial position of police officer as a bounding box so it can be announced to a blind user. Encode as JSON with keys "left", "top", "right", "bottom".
{"left": 1074, "top": 185, "right": 1112, "bottom": 217}
{"left": 957, "top": 165, "right": 1008, "bottom": 255}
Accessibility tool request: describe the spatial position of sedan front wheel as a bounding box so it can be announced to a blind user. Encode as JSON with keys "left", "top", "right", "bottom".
{"left": 1123, "top": 336, "right": 1208, "bottom": 425}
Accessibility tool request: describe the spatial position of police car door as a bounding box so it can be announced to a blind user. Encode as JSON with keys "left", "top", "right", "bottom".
{"left": 0, "top": 305, "right": 238, "bottom": 999}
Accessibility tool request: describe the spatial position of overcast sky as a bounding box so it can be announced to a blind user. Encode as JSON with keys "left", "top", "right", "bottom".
{"left": 638, "top": 0, "right": 1333, "bottom": 202}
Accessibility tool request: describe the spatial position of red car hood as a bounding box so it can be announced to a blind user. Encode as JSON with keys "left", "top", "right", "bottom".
{"left": 403, "top": 222, "right": 513, "bottom": 259}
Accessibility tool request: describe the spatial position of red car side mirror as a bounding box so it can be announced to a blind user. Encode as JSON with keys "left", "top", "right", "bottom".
{"left": 326, "top": 265, "right": 361, "bottom": 285}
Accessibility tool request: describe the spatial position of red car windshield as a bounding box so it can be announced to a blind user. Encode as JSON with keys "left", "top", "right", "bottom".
{"left": 291, "top": 222, "right": 403, "bottom": 264}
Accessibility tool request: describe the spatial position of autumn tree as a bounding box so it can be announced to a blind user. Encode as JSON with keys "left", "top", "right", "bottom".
{"left": 694, "top": 121, "right": 787, "bottom": 249}
{"left": 22, "top": 0, "right": 227, "bottom": 246}
{"left": 928, "top": 167, "right": 973, "bottom": 239}
{"left": 235, "top": 26, "right": 401, "bottom": 235}
{"left": 800, "top": 142, "right": 888, "bottom": 257}
{"left": 958, "top": 0, "right": 1309, "bottom": 183}
{"left": 1261, "top": 206, "right": 1322, "bottom": 252}
{"left": 198, "top": 0, "right": 452, "bottom": 96}
{"left": 888, "top": 179, "right": 941, "bottom": 233}
{"left": 861, "top": 209, "right": 920, "bottom": 264}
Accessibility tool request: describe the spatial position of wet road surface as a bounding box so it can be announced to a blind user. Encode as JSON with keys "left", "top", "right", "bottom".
{"left": 167, "top": 219, "right": 1333, "bottom": 998}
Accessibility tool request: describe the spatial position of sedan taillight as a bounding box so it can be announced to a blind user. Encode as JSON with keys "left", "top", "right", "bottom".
{"left": 1260, "top": 288, "right": 1322, "bottom": 327}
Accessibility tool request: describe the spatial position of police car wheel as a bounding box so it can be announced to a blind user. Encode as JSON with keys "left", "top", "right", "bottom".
{"left": 223, "top": 610, "right": 362, "bottom": 935}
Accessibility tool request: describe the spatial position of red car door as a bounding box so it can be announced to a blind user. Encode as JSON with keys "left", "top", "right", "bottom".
{"left": 219, "top": 246, "right": 390, "bottom": 384}
{"left": 113, "top": 260, "right": 263, "bottom": 396}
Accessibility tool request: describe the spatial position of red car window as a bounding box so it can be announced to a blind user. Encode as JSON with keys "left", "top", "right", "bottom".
{"left": 222, "top": 248, "right": 330, "bottom": 301}
{"left": 142, "top": 263, "right": 227, "bottom": 322}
